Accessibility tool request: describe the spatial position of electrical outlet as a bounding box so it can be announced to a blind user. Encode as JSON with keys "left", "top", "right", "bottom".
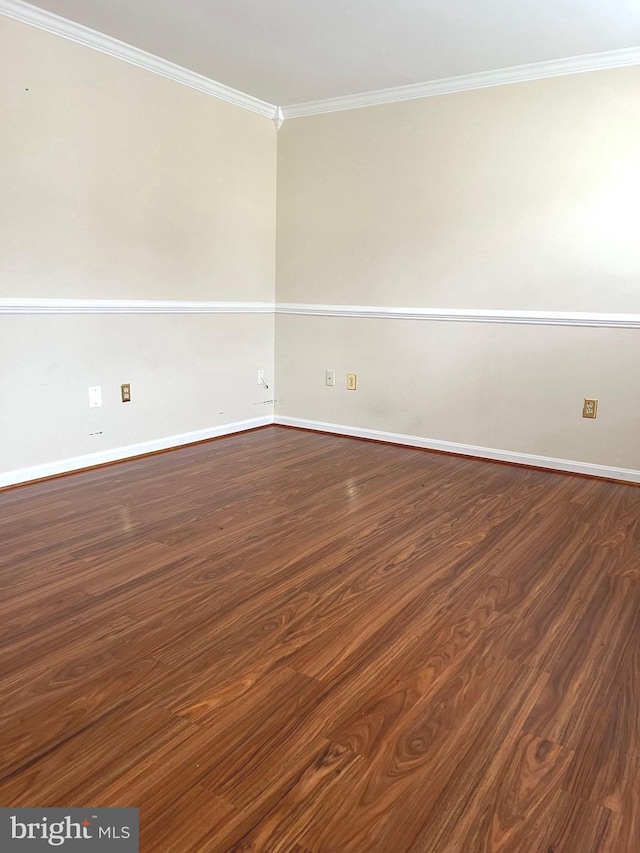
{"left": 88, "top": 386, "right": 102, "bottom": 408}
{"left": 347, "top": 373, "right": 357, "bottom": 391}
{"left": 583, "top": 398, "right": 598, "bottom": 419}
{"left": 326, "top": 370, "right": 335, "bottom": 387}
{"left": 257, "top": 369, "right": 265, "bottom": 385}
{"left": 121, "top": 383, "right": 131, "bottom": 403}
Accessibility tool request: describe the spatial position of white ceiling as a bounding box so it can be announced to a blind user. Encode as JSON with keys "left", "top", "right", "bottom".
{"left": 15, "top": 0, "right": 640, "bottom": 106}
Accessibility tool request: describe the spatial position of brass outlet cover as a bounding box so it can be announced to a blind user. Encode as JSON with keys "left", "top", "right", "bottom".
{"left": 582, "top": 398, "right": 598, "bottom": 419}
{"left": 121, "top": 383, "right": 131, "bottom": 403}
{"left": 347, "top": 373, "right": 357, "bottom": 391}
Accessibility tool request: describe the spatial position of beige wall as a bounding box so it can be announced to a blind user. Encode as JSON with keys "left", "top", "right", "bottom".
{"left": 275, "top": 315, "right": 640, "bottom": 470}
{"left": 3, "top": 12, "right": 639, "bottom": 481}
{"left": 0, "top": 313, "right": 274, "bottom": 474}
{"left": 277, "top": 67, "right": 640, "bottom": 311}
{"left": 0, "top": 16, "right": 276, "bottom": 301}
{"left": 1, "top": 16, "right": 276, "bottom": 479}
{"left": 275, "top": 67, "right": 640, "bottom": 471}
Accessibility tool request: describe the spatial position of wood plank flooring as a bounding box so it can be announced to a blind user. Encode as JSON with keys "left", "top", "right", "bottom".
{"left": 1, "top": 425, "right": 639, "bottom": 852}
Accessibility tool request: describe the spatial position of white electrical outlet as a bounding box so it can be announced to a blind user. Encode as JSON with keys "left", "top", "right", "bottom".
{"left": 326, "top": 370, "right": 335, "bottom": 387}
{"left": 88, "top": 385, "right": 102, "bottom": 408}
{"left": 257, "top": 369, "right": 265, "bottom": 385}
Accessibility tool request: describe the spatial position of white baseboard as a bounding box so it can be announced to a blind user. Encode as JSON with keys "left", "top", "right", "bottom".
{"left": 274, "top": 416, "right": 640, "bottom": 484}
{"left": 5, "top": 414, "right": 638, "bottom": 488}
{"left": 0, "top": 416, "right": 274, "bottom": 488}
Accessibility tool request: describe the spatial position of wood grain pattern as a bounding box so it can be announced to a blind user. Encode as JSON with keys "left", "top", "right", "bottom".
{"left": 1, "top": 425, "right": 639, "bottom": 851}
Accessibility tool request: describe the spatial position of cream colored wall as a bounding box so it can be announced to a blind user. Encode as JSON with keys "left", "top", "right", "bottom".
{"left": 275, "top": 315, "right": 640, "bottom": 470}
{"left": 3, "top": 11, "right": 639, "bottom": 480}
{"left": 1, "top": 16, "right": 276, "bottom": 479}
{"left": 275, "top": 67, "right": 640, "bottom": 471}
{"left": 0, "top": 17, "right": 276, "bottom": 301}
{"left": 277, "top": 67, "right": 640, "bottom": 311}
{"left": 0, "top": 313, "right": 274, "bottom": 474}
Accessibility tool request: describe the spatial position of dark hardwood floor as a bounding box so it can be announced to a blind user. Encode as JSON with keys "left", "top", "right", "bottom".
{"left": 1, "top": 425, "right": 639, "bottom": 852}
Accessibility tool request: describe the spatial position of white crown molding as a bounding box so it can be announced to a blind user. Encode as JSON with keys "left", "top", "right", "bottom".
{"left": 0, "top": 416, "right": 274, "bottom": 488}
{"left": 273, "top": 107, "right": 285, "bottom": 131}
{"left": 275, "top": 417, "right": 640, "bottom": 484}
{"left": 275, "top": 303, "right": 640, "bottom": 329}
{"left": 281, "top": 46, "right": 640, "bottom": 119}
{"left": 2, "top": 0, "right": 638, "bottom": 123}
{"left": 0, "top": 298, "right": 274, "bottom": 314}
{"left": 0, "top": 0, "right": 276, "bottom": 118}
